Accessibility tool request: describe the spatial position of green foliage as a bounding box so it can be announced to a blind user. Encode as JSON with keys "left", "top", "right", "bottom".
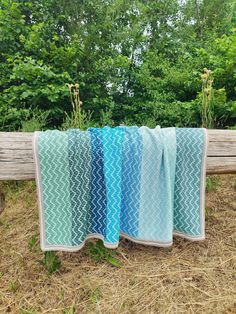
{"left": 201, "top": 69, "right": 215, "bottom": 128}
{"left": 43, "top": 251, "right": 61, "bottom": 274}
{"left": 61, "top": 84, "right": 94, "bottom": 130}
{"left": 205, "top": 207, "right": 210, "bottom": 221}
{"left": 133, "top": 100, "right": 200, "bottom": 128}
{"left": 21, "top": 110, "right": 49, "bottom": 132}
{"left": 8, "top": 280, "right": 20, "bottom": 293}
{"left": 86, "top": 240, "right": 122, "bottom": 267}
{"left": 28, "top": 234, "right": 38, "bottom": 252}
{"left": 0, "top": 0, "right": 235, "bottom": 129}
{"left": 63, "top": 305, "right": 76, "bottom": 314}
{"left": 89, "top": 288, "right": 102, "bottom": 304}
{"left": 100, "top": 108, "right": 114, "bottom": 126}
{"left": 206, "top": 176, "right": 221, "bottom": 193}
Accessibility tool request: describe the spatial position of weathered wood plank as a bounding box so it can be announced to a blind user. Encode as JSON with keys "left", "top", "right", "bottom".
{"left": 207, "top": 141, "right": 236, "bottom": 156}
{"left": 0, "top": 130, "right": 235, "bottom": 180}
{"left": 206, "top": 157, "right": 236, "bottom": 174}
{"left": 207, "top": 129, "right": 236, "bottom": 142}
{"left": 0, "top": 132, "right": 35, "bottom": 180}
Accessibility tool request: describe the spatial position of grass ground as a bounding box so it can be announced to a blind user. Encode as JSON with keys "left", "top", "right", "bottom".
{"left": 0, "top": 175, "right": 235, "bottom": 314}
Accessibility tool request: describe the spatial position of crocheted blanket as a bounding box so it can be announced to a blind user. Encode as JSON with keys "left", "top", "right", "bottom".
{"left": 33, "top": 126, "right": 208, "bottom": 251}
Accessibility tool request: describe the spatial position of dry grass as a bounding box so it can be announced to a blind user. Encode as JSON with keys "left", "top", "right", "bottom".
{"left": 0, "top": 175, "right": 235, "bottom": 314}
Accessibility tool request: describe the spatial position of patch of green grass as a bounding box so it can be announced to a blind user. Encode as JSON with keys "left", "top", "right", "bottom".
{"left": 24, "top": 193, "right": 34, "bottom": 209}
{"left": 59, "top": 287, "right": 65, "bottom": 300}
{"left": 89, "top": 288, "right": 102, "bottom": 304}
{"left": 0, "top": 181, "right": 36, "bottom": 204}
{"left": 21, "top": 110, "right": 49, "bottom": 132}
{"left": 206, "top": 176, "right": 220, "bottom": 193}
{"left": 205, "top": 207, "right": 210, "bottom": 221}
{"left": 28, "top": 234, "right": 38, "bottom": 252}
{"left": 63, "top": 305, "right": 76, "bottom": 314}
{"left": 0, "top": 218, "right": 10, "bottom": 229}
{"left": 86, "top": 240, "right": 122, "bottom": 267}
{"left": 8, "top": 280, "right": 20, "bottom": 293}
{"left": 43, "top": 251, "right": 61, "bottom": 274}
{"left": 0, "top": 272, "right": 3, "bottom": 278}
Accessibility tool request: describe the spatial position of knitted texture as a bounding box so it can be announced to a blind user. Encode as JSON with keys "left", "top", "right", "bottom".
{"left": 34, "top": 126, "right": 207, "bottom": 251}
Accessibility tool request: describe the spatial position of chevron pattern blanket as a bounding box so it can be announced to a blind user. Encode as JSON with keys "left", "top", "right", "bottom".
{"left": 33, "top": 126, "right": 208, "bottom": 251}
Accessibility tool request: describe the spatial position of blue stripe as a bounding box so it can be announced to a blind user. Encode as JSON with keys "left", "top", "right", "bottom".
{"left": 102, "top": 126, "right": 125, "bottom": 244}
{"left": 88, "top": 128, "right": 107, "bottom": 235}
{"left": 120, "top": 126, "right": 143, "bottom": 237}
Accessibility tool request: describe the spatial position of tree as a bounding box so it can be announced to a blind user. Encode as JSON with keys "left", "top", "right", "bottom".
{"left": 0, "top": 0, "right": 235, "bottom": 130}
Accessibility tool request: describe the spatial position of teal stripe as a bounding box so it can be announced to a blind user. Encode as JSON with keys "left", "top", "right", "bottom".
{"left": 67, "top": 129, "right": 92, "bottom": 245}
{"left": 120, "top": 126, "right": 143, "bottom": 237}
{"left": 174, "top": 128, "right": 204, "bottom": 236}
{"left": 38, "top": 130, "right": 72, "bottom": 246}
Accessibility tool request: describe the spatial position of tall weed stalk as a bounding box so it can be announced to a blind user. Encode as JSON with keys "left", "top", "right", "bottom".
{"left": 201, "top": 68, "right": 214, "bottom": 128}
{"left": 62, "top": 83, "right": 92, "bottom": 130}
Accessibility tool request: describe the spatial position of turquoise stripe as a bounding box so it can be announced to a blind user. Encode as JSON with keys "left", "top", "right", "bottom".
{"left": 120, "top": 126, "right": 143, "bottom": 237}
{"left": 38, "top": 130, "right": 72, "bottom": 246}
{"left": 102, "top": 126, "right": 125, "bottom": 244}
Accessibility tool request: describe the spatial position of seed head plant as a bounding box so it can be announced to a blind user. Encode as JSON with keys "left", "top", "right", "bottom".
{"left": 201, "top": 68, "right": 215, "bottom": 128}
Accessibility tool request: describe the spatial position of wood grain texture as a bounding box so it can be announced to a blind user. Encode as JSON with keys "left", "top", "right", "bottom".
{"left": 0, "top": 133, "right": 34, "bottom": 180}
{"left": 0, "top": 130, "right": 235, "bottom": 180}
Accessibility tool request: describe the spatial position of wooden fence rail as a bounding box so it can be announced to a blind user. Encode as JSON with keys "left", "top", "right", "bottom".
{"left": 0, "top": 130, "right": 235, "bottom": 181}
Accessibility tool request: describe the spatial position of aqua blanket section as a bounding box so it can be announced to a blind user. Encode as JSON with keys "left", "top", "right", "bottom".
{"left": 120, "top": 126, "right": 143, "bottom": 238}
{"left": 138, "top": 126, "right": 176, "bottom": 244}
{"left": 102, "top": 126, "right": 125, "bottom": 244}
{"left": 34, "top": 126, "right": 207, "bottom": 251}
{"left": 174, "top": 128, "right": 206, "bottom": 238}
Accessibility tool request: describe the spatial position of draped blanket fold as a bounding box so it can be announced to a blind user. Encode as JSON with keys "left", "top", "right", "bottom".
{"left": 33, "top": 126, "right": 208, "bottom": 251}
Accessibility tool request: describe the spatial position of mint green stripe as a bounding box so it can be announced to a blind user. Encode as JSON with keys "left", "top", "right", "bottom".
{"left": 38, "top": 130, "right": 72, "bottom": 246}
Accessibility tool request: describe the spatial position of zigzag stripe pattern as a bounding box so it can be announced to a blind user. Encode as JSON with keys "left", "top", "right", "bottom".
{"left": 67, "top": 129, "right": 92, "bottom": 245}
{"left": 138, "top": 127, "right": 176, "bottom": 242}
{"left": 102, "top": 126, "right": 125, "bottom": 244}
{"left": 174, "top": 128, "right": 204, "bottom": 236}
{"left": 88, "top": 128, "right": 107, "bottom": 235}
{"left": 120, "top": 126, "right": 142, "bottom": 237}
{"left": 38, "top": 130, "right": 72, "bottom": 246}
{"left": 35, "top": 126, "right": 206, "bottom": 251}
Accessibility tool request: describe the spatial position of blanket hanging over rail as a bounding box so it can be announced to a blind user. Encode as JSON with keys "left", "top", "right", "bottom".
{"left": 33, "top": 126, "right": 208, "bottom": 251}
